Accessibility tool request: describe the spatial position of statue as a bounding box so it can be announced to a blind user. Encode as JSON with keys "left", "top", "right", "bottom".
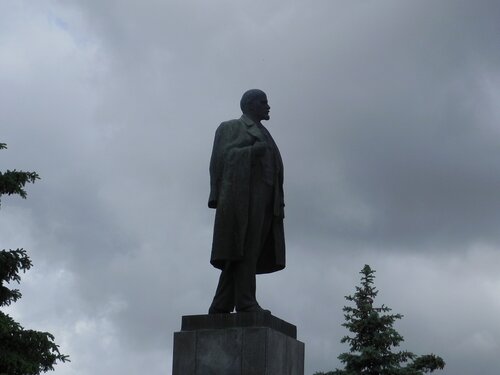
{"left": 208, "top": 89, "right": 285, "bottom": 314}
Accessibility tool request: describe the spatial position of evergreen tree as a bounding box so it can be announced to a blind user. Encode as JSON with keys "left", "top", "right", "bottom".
{"left": 0, "top": 143, "right": 68, "bottom": 374}
{"left": 315, "top": 265, "right": 444, "bottom": 375}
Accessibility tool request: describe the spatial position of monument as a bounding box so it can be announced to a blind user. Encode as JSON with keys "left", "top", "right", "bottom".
{"left": 173, "top": 90, "right": 304, "bottom": 374}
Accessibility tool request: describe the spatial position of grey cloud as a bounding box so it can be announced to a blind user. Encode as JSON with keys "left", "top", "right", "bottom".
{"left": 1, "top": 1, "right": 500, "bottom": 374}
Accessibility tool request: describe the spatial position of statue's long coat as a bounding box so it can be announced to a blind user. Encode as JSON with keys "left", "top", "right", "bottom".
{"left": 208, "top": 115, "right": 285, "bottom": 274}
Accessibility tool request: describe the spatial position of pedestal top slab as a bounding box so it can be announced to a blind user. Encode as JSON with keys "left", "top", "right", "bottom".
{"left": 181, "top": 312, "right": 297, "bottom": 339}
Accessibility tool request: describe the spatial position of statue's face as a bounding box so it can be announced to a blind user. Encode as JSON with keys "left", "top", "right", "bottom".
{"left": 248, "top": 94, "right": 270, "bottom": 122}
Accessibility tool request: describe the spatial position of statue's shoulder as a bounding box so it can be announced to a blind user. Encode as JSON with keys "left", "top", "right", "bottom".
{"left": 219, "top": 118, "right": 243, "bottom": 128}
{"left": 216, "top": 118, "right": 245, "bottom": 135}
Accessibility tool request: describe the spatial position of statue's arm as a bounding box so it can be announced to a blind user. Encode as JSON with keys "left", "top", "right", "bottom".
{"left": 208, "top": 123, "right": 238, "bottom": 208}
{"left": 208, "top": 122, "right": 263, "bottom": 209}
{"left": 208, "top": 125, "right": 225, "bottom": 208}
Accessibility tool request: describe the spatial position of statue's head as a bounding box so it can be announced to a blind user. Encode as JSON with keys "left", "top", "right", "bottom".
{"left": 240, "top": 89, "right": 270, "bottom": 122}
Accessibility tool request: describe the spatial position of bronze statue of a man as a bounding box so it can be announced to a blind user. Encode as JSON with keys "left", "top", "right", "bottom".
{"left": 208, "top": 89, "right": 285, "bottom": 314}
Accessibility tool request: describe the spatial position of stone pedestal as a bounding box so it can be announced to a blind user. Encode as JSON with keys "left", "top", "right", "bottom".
{"left": 172, "top": 312, "right": 305, "bottom": 375}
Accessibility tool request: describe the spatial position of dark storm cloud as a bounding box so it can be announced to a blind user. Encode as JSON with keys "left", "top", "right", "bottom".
{"left": 271, "top": 0, "right": 500, "bottom": 251}
{"left": 2, "top": 1, "right": 500, "bottom": 374}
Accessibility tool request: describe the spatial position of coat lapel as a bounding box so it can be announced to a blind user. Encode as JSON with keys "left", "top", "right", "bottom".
{"left": 240, "top": 115, "right": 264, "bottom": 141}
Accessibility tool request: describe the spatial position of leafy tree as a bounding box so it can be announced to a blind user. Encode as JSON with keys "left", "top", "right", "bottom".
{"left": 0, "top": 143, "right": 68, "bottom": 374}
{"left": 315, "top": 265, "right": 444, "bottom": 375}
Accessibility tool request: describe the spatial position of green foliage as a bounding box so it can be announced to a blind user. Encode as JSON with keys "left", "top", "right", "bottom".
{"left": 0, "top": 142, "right": 40, "bottom": 205}
{"left": 0, "top": 169, "right": 40, "bottom": 203}
{"left": 0, "top": 249, "right": 32, "bottom": 307}
{"left": 0, "top": 143, "right": 68, "bottom": 374}
{"left": 315, "top": 265, "right": 444, "bottom": 375}
{"left": 0, "top": 312, "right": 69, "bottom": 375}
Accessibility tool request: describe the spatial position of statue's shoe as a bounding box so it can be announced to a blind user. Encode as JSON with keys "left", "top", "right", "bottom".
{"left": 208, "top": 307, "right": 232, "bottom": 314}
{"left": 236, "top": 305, "right": 271, "bottom": 314}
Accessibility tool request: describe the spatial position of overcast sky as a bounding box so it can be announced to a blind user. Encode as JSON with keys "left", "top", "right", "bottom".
{"left": 1, "top": 1, "right": 500, "bottom": 374}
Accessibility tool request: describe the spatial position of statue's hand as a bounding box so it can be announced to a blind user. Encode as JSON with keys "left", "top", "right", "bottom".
{"left": 253, "top": 141, "right": 267, "bottom": 156}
